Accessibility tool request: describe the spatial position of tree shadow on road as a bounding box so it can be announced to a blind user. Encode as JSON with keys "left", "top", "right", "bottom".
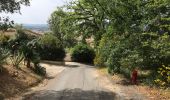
{"left": 22, "top": 89, "right": 117, "bottom": 100}
{"left": 41, "top": 61, "right": 80, "bottom": 68}
{"left": 64, "top": 64, "right": 79, "bottom": 68}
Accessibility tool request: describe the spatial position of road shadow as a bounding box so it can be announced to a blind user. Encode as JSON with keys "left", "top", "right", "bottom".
{"left": 64, "top": 64, "right": 79, "bottom": 68}
{"left": 116, "top": 79, "right": 142, "bottom": 86}
{"left": 116, "top": 80, "right": 132, "bottom": 86}
{"left": 40, "top": 60, "right": 98, "bottom": 69}
{"left": 22, "top": 89, "right": 117, "bottom": 100}
{"left": 41, "top": 61, "right": 80, "bottom": 68}
{"left": 41, "top": 61, "right": 66, "bottom": 66}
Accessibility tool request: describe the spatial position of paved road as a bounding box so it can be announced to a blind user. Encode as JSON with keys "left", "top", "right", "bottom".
{"left": 22, "top": 62, "right": 117, "bottom": 100}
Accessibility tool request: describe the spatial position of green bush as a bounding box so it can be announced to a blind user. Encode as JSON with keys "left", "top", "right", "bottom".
{"left": 7, "top": 29, "right": 31, "bottom": 54}
{"left": 96, "top": 29, "right": 170, "bottom": 84}
{"left": 38, "top": 33, "right": 65, "bottom": 61}
{"left": 0, "top": 48, "right": 9, "bottom": 72}
{"left": 94, "top": 34, "right": 112, "bottom": 67}
{"left": 71, "top": 43, "right": 95, "bottom": 63}
{"left": 155, "top": 65, "right": 170, "bottom": 87}
{"left": 34, "top": 64, "right": 46, "bottom": 76}
{"left": 0, "top": 34, "right": 10, "bottom": 47}
{"left": 20, "top": 39, "right": 40, "bottom": 68}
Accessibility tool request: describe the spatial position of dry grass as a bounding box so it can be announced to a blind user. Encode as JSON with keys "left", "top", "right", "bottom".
{"left": 97, "top": 67, "right": 170, "bottom": 100}
{"left": 0, "top": 64, "right": 43, "bottom": 98}
{"left": 0, "top": 29, "right": 42, "bottom": 37}
{"left": 0, "top": 31, "right": 16, "bottom": 37}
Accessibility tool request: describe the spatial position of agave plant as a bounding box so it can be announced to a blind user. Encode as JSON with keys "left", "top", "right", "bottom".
{"left": 0, "top": 48, "right": 9, "bottom": 72}
{"left": 9, "top": 52, "right": 24, "bottom": 69}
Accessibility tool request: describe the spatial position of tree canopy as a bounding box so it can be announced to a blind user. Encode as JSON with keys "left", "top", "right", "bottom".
{"left": 0, "top": 0, "right": 30, "bottom": 13}
{"left": 0, "top": 0, "right": 30, "bottom": 31}
{"left": 49, "top": 0, "right": 170, "bottom": 86}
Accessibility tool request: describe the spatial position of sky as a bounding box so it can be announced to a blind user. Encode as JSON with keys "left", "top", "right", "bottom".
{"left": 2, "top": 0, "right": 70, "bottom": 24}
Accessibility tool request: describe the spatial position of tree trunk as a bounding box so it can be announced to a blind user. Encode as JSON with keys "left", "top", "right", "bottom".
{"left": 27, "top": 59, "right": 31, "bottom": 68}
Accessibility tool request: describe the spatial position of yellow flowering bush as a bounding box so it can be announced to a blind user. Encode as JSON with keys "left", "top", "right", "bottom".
{"left": 155, "top": 65, "right": 170, "bottom": 87}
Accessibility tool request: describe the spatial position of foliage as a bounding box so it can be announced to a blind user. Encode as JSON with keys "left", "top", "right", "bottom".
{"left": 0, "top": 0, "right": 30, "bottom": 13}
{"left": 47, "top": 0, "right": 170, "bottom": 87}
{"left": 155, "top": 65, "right": 170, "bottom": 87}
{"left": 0, "top": 48, "right": 9, "bottom": 72}
{"left": 71, "top": 44, "right": 95, "bottom": 63}
{"left": 96, "top": 31, "right": 170, "bottom": 77}
{"left": 6, "top": 28, "right": 41, "bottom": 69}
{"left": 0, "top": 34, "right": 10, "bottom": 47}
{"left": 0, "top": 48, "right": 9, "bottom": 65}
{"left": 38, "top": 33, "right": 65, "bottom": 61}
{"left": 20, "top": 39, "right": 40, "bottom": 68}
{"left": 0, "top": 0, "right": 30, "bottom": 31}
{"left": 8, "top": 28, "right": 30, "bottom": 53}
{"left": 34, "top": 64, "right": 46, "bottom": 76}
{"left": 39, "top": 33, "right": 62, "bottom": 48}
{"left": 94, "top": 36, "right": 112, "bottom": 67}
{"left": 65, "top": 0, "right": 109, "bottom": 46}
{"left": 9, "top": 52, "right": 24, "bottom": 68}
{"left": 48, "top": 8, "right": 77, "bottom": 47}
{"left": 0, "top": 25, "right": 46, "bottom": 75}
{"left": 0, "top": 17, "right": 14, "bottom": 32}
{"left": 48, "top": 8, "right": 66, "bottom": 41}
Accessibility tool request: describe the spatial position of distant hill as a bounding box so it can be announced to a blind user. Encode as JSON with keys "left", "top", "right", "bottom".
{"left": 1, "top": 28, "right": 42, "bottom": 37}
{"left": 22, "top": 24, "right": 50, "bottom": 33}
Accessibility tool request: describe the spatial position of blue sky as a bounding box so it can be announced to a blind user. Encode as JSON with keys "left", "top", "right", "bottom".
{"left": 3, "top": 0, "right": 70, "bottom": 24}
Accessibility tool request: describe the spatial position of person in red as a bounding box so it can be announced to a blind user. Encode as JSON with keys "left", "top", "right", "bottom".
{"left": 131, "top": 68, "right": 138, "bottom": 84}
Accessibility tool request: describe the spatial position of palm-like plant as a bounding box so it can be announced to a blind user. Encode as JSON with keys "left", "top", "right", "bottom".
{"left": 19, "top": 39, "right": 40, "bottom": 68}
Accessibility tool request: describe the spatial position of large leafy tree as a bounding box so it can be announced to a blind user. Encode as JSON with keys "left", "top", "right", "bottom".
{"left": 47, "top": 0, "right": 170, "bottom": 85}
{"left": 0, "top": 0, "right": 30, "bottom": 13}
{"left": 65, "top": 0, "right": 145, "bottom": 45}
{"left": 48, "top": 8, "right": 67, "bottom": 41}
{"left": 66, "top": 0, "right": 108, "bottom": 45}
{"left": 48, "top": 8, "right": 77, "bottom": 47}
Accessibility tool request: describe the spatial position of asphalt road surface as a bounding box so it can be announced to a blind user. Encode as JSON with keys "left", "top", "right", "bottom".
{"left": 22, "top": 62, "right": 118, "bottom": 100}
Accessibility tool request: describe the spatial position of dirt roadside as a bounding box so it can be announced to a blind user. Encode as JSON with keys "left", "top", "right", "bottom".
{"left": 97, "top": 68, "right": 170, "bottom": 100}
{"left": 0, "top": 64, "right": 42, "bottom": 99}
{"left": 4, "top": 62, "right": 66, "bottom": 100}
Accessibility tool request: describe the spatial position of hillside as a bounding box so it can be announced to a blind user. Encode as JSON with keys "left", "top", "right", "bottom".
{"left": 0, "top": 28, "right": 42, "bottom": 37}
{"left": 0, "top": 64, "right": 43, "bottom": 99}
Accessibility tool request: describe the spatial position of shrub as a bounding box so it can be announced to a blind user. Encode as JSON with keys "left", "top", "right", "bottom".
{"left": 7, "top": 28, "right": 31, "bottom": 54}
{"left": 0, "top": 34, "right": 10, "bottom": 47}
{"left": 15, "top": 29, "right": 29, "bottom": 41}
{"left": 40, "top": 46, "right": 65, "bottom": 61}
{"left": 0, "top": 48, "right": 9, "bottom": 72}
{"left": 71, "top": 43, "right": 95, "bottom": 63}
{"left": 0, "top": 48, "right": 9, "bottom": 64}
{"left": 34, "top": 64, "right": 46, "bottom": 76}
{"left": 38, "top": 33, "right": 65, "bottom": 61}
{"left": 9, "top": 52, "right": 24, "bottom": 68}
{"left": 106, "top": 47, "right": 122, "bottom": 74}
{"left": 94, "top": 35, "right": 112, "bottom": 67}
{"left": 155, "top": 65, "right": 170, "bottom": 87}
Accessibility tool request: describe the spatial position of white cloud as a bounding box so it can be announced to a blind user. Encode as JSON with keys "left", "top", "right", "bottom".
{"left": 4, "top": 0, "right": 69, "bottom": 24}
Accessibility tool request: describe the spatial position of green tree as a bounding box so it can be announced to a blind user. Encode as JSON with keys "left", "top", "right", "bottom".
{"left": 48, "top": 8, "right": 77, "bottom": 47}
{"left": 66, "top": 0, "right": 108, "bottom": 45}
{"left": 48, "top": 8, "right": 66, "bottom": 41}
